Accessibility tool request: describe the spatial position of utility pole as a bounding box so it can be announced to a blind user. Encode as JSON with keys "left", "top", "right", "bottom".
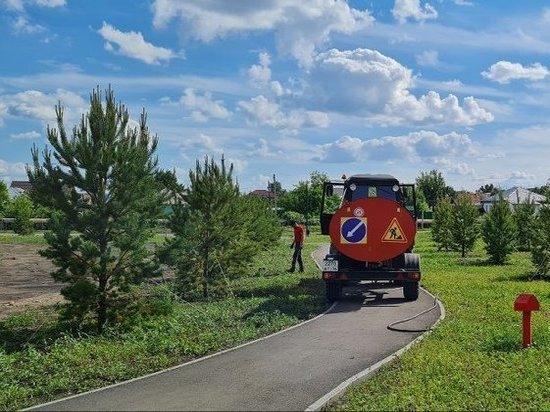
{"left": 305, "top": 181, "right": 310, "bottom": 236}
{"left": 272, "top": 173, "right": 277, "bottom": 210}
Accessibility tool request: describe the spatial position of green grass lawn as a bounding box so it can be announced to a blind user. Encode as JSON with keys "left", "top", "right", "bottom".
{"left": 0, "top": 231, "right": 172, "bottom": 245}
{"left": 330, "top": 230, "right": 550, "bottom": 411}
{"left": 0, "top": 230, "right": 328, "bottom": 411}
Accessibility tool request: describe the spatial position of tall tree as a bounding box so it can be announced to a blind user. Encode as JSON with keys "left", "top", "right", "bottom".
{"left": 451, "top": 193, "right": 480, "bottom": 258}
{"left": 28, "top": 87, "right": 166, "bottom": 333}
{"left": 482, "top": 192, "right": 516, "bottom": 264}
{"left": 279, "top": 171, "right": 328, "bottom": 217}
{"left": 416, "top": 170, "right": 448, "bottom": 210}
{"left": 478, "top": 183, "right": 498, "bottom": 195}
{"left": 531, "top": 203, "right": 550, "bottom": 279}
{"left": 432, "top": 197, "right": 453, "bottom": 251}
{"left": 514, "top": 194, "right": 536, "bottom": 251}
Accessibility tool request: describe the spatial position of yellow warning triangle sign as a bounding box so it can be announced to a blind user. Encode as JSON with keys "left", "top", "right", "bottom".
{"left": 382, "top": 218, "right": 408, "bottom": 243}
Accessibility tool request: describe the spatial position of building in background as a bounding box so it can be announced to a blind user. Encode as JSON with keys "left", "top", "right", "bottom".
{"left": 481, "top": 187, "right": 546, "bottom": 213}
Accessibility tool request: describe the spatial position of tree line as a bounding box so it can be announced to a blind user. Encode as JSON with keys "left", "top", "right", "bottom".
{"left": 431, "top": 191, "right": 550, "bottom": 278}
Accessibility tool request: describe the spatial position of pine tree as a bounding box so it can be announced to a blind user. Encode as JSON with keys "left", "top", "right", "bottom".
{"left": 531, "top": 203, "right": 550, "bottom": 279}
{"left": 482, "top": 192, "right": 516, "bottom": 264}
{"left": 432, "top": 197, "right": 453, "bottom": 251}
{"left": 165, "top": 156, "right": 282, "bottom": 299}
{"left": 451, "top": 193, "right": 480, "bottom": 257}
{"left": 514, "top": 195, "right": 536, "bottom": 251}
{"left": 28, "top": 87, "right": 166, "bottom": 333}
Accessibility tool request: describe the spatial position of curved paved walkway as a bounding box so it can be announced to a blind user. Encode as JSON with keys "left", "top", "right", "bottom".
{"left": 30, "top": 246, "right": 441, "bottom": 411}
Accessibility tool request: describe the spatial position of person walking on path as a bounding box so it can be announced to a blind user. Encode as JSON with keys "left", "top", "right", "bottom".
{"left": 289, "top": 220, "right": 305, "bottom": 272}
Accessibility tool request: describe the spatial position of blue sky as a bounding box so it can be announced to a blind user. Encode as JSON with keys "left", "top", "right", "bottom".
{"left": 1, "top": 0, "right": 550, "bottom": 192}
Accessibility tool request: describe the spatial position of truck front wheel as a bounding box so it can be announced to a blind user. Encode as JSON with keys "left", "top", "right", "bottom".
{"left": 403, "top": 281, "right": 419, "bottom": 301}
{"left": 326, "top": 281, "right": 342, "bottom": 302}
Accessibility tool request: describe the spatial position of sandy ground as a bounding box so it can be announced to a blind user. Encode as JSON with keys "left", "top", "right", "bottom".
{"left": 0, "top": 244, "right": 64, "bottom": 319}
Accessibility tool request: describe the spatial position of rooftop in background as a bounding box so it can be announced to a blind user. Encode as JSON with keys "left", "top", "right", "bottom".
{"left": 249, "top": 190, "right": 275, "bottom": 200}
{"left": 10, "top": 181, "right": 32, "bottom": 191}
{"left": 484, "top": 187, "right": 546, "bottom": 205}
{"left": 8, "top": 186, "right": 24, "bottom": 199}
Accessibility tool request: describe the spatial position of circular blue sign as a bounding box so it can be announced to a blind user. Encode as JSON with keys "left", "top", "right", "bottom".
{"left": 341, "top": 218, "right": 366, "bottom": 243}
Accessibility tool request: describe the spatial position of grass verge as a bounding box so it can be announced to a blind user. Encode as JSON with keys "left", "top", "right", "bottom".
{"left": 330, "top": 230, "right": 550, "bottom": 411}
{"left": 0, "top": 231, "right": 328, "bottom": 411}
{"left": 0, "top": 232, "right": 171, "bottom": 245}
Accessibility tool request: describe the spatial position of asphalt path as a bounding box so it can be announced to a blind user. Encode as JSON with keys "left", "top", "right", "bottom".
{"left": 30, "top": 245, "right": 441, "bottom": 411}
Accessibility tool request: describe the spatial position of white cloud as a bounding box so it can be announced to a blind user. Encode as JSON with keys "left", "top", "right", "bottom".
{"left": 180, "top": 133, "right": 220, "bottom": 153}
{"left": 415, "top": 50, "right": 439, "bottom": 67}
{"left": 392, "top": 0, "right": 437, "bottom": 23}
{"left": 433, "top": 158, "right": 474, "bottom": 175}
{"left": 248, "top": 52, "right": 272, "bottom": 87}
{"left": 98, "top": 22, "right": 178, "bottom": 65}
{"left": 238, "top": 95, "right": 329, "bottom": 131}
{"left": 34, "top": 0, "right": 65, "bottom": 6}
{"left": 12, "top": 15, "right": 45, "bottom": 34}
{"left": 10, "top": 130, "right": 40, "bottom": 140}
{"left": 270, "top": 81, "right": 285, "bottom": 96}
{"left": 318, "top": 131, "right": 476, "bottom": 163}
{"left": 0, "top": 89, "right": 85, "bottom": 124}
{"left": 0, "top": 159, "right": 27, "bottom": 180}
{"left": 151, "top": 0, "right": 373, "bottom": 67}
{"left": 180, "top": 88, "right": 231, "bottom": 122}
{"left": 249, "top": 138, "right": 277, "bottom": 158}
{"left": 481, "top": 61, "right": 550, "bottom": 84}
{"left": 4, "top": 0, "right": 65, "bottom": 11}
{"left": 453, "top": 0, "right": 473, "bottom": 5}
{"left": 309, "top": 48, "right": 493, "bottom": 126}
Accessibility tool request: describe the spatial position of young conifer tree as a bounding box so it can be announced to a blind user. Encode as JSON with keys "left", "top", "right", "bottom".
{"left": 451, "top": 193, "right": 480, "bottom": 258}
{"left": 514, "top": 195, "right": 536, "bottom": 251}
{"left": 167, "top": 156, "right": 240, "bottom": 299}
{"left": 531, "top": 203, "right": 550, "bottom": 279}
{"left": 482, "top": 192, "right": 516, "bottom": 264}
{"left": 28, "top": 87, "right": 166, "bottom": 333}
{"left": 165, "top": 155, "right": 281, "bottom": 299}
{"left": 431, "top": 197, "right": 453, "bottom": 251}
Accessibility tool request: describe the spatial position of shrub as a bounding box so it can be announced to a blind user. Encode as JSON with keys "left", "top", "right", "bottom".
{"left": 11, "top": 195, "right": 35, "bottom": 235}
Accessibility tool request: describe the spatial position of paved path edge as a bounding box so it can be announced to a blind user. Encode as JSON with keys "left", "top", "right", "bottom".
{"left": 305, "top": 287, "right": 446, "bottom": 411}
{"left": 24, "top": 300, "right": 337, "bottom": 411}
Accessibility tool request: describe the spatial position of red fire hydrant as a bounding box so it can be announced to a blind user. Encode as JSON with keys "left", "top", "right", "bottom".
{"left": 513, "top": 293, "right": 540, "bottom": 348}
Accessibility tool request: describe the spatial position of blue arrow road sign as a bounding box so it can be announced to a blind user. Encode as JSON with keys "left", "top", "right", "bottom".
{"left": 341, "top": 217, "right": 367, "bottom": 243}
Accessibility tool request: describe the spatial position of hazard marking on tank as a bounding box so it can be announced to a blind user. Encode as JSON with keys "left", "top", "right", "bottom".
{"left": 382, "top": 218, "right": 408, "bottom": 243}
{"left": 340, "top": 217, "right": 367, "bottom": 244}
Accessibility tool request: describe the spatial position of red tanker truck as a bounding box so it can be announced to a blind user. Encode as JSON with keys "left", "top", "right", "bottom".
{"left": 320, "top": 174, "right": 420, "bottom": 302}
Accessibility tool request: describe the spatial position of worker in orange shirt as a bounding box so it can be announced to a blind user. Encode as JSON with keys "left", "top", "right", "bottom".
{"left": 289, "top": 220, "right": 304, "bottom": 273}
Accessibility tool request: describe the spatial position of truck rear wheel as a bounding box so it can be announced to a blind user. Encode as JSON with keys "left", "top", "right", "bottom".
{"left": 326, "top": 281, "right": 342, "bottom": 302}
{"left": 403, "top": 281, "right": 419, "bottom": 301}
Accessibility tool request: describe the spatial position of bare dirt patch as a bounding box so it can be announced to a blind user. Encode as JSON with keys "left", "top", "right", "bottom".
{"left": 0, "top": 244, "right": 63, "bottom": 319}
